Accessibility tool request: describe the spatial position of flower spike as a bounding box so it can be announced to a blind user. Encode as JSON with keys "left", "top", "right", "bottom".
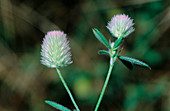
{"left": 107, "top": 14, "right": 135, "bottom": 38}
{"left": 41, "top": 31, "right": 73, "bottom": 68}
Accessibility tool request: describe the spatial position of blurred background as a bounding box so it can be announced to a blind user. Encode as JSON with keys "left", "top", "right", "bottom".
{"left": 0, "top": 0, "right": 170, "bottom": 111}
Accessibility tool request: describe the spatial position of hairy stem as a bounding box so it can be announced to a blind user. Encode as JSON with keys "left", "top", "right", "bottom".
{"left": 56, "top": 68, "right": 80, "bottom": 111}
{"left": 94, "top": 57, "right": 116, "bottom": 111}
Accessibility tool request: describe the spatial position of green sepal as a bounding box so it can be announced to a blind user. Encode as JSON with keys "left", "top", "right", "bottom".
{"left": 118, "top": 56, "right": 151, "bottom": 70}
{"left": 113, "top": 37, "right": 124, "bottom": 49}
{"left": 98, "top": 50, "right": 110, "bottom": 55}
{"left": 92, "top": 28, "right": 111, "bottom": 49}
{"left": 45, "top": 100, "right": 71, "bottom": 111}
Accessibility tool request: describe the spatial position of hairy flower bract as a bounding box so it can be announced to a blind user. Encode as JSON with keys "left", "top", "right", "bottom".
{"left": 41, "top": 31, "right": 72, "bottom": 68}
{"left": 107, "top": 14, "right": 135, "bottom": 38}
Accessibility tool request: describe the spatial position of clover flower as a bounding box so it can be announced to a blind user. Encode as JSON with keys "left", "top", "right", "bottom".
{"left": 41, "top": 31, "right": 72, "bottom": 68}
{"left": 107, "top": 14, "right": 135, "bottom": 38}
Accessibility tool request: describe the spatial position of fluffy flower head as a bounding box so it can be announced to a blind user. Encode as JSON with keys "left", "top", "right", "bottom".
{"left": 41, "top": 31, "right": 72, "bottom": 68}
{"left": 107, "top": 14, "right": 135, "bottom": 38}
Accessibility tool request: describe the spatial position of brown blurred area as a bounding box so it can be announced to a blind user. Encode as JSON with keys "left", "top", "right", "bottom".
{"left": 0, "top": 0, "right": 170, "bottom": 111}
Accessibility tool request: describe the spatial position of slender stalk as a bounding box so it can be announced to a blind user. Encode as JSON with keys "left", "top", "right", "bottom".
{"left": 94, "top": 57, "right": 116, "bottom": 111}
{"left": 56, "top": 68, "right": 80, "bottom": 111}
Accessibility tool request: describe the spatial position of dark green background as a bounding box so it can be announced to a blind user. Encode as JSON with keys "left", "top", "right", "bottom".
{"left": 0, "top": 0, "right": 169, "bottom": 111}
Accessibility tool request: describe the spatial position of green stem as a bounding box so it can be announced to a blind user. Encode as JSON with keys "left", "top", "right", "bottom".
{"left": 94, "top": 57, "right": 116, "bottom": 111}
{"left": 56, "top": 68, "right": 80, "bottom": 111}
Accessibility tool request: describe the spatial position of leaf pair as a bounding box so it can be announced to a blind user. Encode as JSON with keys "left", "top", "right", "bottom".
{"left": 118, "top": 56, "right": 151, "bottom": 70}
{"left": 93, "top": 28, "right": 124, "bottom": 50}
{"left": 92, "top": 28, "right": 111, "bottom": 49}
{"left": 98, "top": 51, "right": 151, "bottom": 70}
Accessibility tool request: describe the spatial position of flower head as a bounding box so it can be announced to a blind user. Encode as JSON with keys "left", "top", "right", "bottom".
{"left": 107, "top": 14, "right": 135, "bottom": 38}
{"left": 41, "top": 31, "right": 72, "bottom": 68}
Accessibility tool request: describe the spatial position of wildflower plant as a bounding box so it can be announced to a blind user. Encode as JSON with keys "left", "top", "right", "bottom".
{"left": 40, "top": 14, "right": 151, "bottom": 111}
{"left": 41, "top": 31, "right": 80, "bottom": 111}
{"left": 93, "top": 14, "right": 151, "bottom": 111}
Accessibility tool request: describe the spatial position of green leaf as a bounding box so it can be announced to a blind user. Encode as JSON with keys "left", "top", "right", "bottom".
{"left": 119, "top": 58, "right": 133, "bottom": 70}
{"left": 118, "top": 56, "right": 151, "bottom": 69}
{"left": 92, "top": 28, "right": 111, "bottom": 49}
{"left": 45, "top": 100, "right": 71, "bottom": 111}
{"left": 98, "top": 50, "right": 110, "bottom": 55}
{"left": 113, "top": 37, "right": 124, "bottom": 49}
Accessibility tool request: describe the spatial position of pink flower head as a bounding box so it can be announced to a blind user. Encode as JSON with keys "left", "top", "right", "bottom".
{"left": 41, "top": 31, "right": 72, "bottom": 68}
{"left": 107, "top": 14, "right": 135, "bottom": 38}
